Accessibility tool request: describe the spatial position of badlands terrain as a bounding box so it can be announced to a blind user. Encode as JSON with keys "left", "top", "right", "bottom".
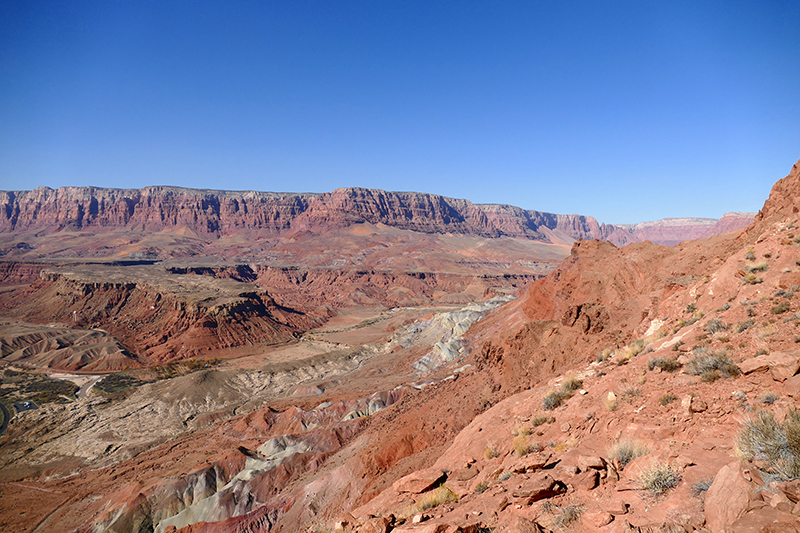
{"left": 6, "top": 169, "right": 800, "bottom": 533}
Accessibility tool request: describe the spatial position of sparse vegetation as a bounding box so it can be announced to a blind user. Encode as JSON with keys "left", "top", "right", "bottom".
{"left": 542, "top": 376, "right": 583, "bottom": 410}
{"left": 745, "top": 261, "right": 769, "bottom": 273}
{"left": 552, "top": 504, "right": 584, "bottom": 529}
{"left": 691, "top": 478, "right": 714, "bottom": 497}
{"left": 95, "top": 373, "right": 148, "bottom": 395}
{"left": 513, "top": 435, "right": 538, "bottom": 457}
{"left": 705, "top": 318, "right": 728, "bottom": 334}
{"left": 543, "top": 390, "right": 565, "bottom": 410}
{"left": 648, "top": 356, "right": 682, "bottom": 372}
{"left": 761, "top": 393, "right": 778, "bottom": 405}
{"left": 474, "top": 481, "right": 489, "bottom": 494}
{"left": 742, "top": 273, "right": 763, "bottom": 285}
{"left": 483, "top": 445, "right": 500, "bottom": 459}
{"left": 608, "top": 439, "right": 648, "bottom": 467}
{"left": 755, "top": 348, "right": 769, "bottom": 356}
{"left": 736, "top": 409, "right": 800, "bottom": 480}
{"left": 530, "top": 415, "right": 555, "bottom": 427}
{"left": 638, "top": 462, "right": 681, "bottom": 497}
{"left": 659, "top": 394, "right": 678, "bottom": 406}
{"left": 771, "top": 301, "right": 791, "bottom": 314}
{"left": 0, "top": 368, "right": 79, "bottom": 405}
{"left": 737, "top": 319, "right": 755, "bottom": 332}
{"left": 414, "top": 485, "right": 458, "bottom": 511}
{"left": 687, "top": 347, "right": 741, "bottom": 382}
{"left": 745, "top": 249, "right": 756, "bottom": 261}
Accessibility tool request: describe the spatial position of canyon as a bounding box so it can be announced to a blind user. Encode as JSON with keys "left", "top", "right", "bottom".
{"left": 3, "top": 170, "right": 795, "bottom": 533}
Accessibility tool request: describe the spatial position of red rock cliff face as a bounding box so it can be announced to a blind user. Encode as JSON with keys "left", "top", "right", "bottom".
{"left": 0, "top": 186, "right": 751, "bottom": 246}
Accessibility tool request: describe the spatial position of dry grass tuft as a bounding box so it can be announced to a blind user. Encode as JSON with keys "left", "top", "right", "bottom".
{"left": 608, "top": 439, "right": 648, "bottom": 467}
{"left": 638, "top": 462, "right": 681, "bottom": 497}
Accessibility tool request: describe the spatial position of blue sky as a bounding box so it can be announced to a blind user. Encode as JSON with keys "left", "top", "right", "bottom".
{"left": 1, "top": 1, "right": 799, "bottom": 224}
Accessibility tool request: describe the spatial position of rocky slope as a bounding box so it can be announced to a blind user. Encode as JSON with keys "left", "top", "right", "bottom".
{"left": 0, "top": 186, "right": 752, "bottom": 251}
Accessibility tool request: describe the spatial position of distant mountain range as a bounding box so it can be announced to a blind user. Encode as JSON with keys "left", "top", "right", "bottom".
{"left": 0, "top": 185, "right": 754, "bottom": 247}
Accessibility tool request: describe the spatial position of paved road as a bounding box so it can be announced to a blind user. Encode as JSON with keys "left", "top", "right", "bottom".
{"left": 0, "top": 402, "right": 9, "bottom": 436}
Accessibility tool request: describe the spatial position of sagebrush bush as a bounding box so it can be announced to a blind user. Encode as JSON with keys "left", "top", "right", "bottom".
{"left": 648, "top": 356, "right": 682, "bottom": 372}
{"left": 691, "top": 478, "right": 714, "bottom": 497}
{"left": 530, "top": 415, "right": 555, "bottom": 427}
{"left": 561, "top": 375, "right": 583, "bottom": 392}
{"left": 687, "top": 348, "right": 741, "bottom": 382}
{"left": 736, "top": 409, "right": 800, "bottom": 480}
{"left": 608, "top": 439, "right": 648, "bottom": 467}
{"left": 638, "top": 462, "right": 681, "bottom": 497}
{"left": 742, "top": 273, "right": 763, "bottom": 285}
{"left": 745, "top": 261, "right": 769, "bottom": 273}
{"left": 772, "top": 301, "right": 791, "bottom": 314}
{"left": 543, "top": 390, "right": 565, "bottom": 410}
{"left": 659, "top": 394, "right": 678, "bottom": 406}
{"left": 705, "top": 318, "right": 728, "bottom": 334}
{"left": 542, "top": 376, "right": 583, "bottom": 410}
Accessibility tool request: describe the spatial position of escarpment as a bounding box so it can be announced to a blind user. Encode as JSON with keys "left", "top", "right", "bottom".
{"left": 0, "top": 185, "right": 752, "bottom": 248}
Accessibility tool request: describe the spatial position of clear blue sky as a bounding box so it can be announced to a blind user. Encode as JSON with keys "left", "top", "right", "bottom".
{"left": 1, "top": 1, "right": 799, "bottom": 224}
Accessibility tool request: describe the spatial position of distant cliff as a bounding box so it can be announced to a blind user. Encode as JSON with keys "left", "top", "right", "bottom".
{"left": 0, "top": 185, "right": 753, "bottom": 246}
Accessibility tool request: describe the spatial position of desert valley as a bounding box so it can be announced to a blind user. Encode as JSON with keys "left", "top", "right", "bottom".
{"left": 6, "top": 159, "right": 800, "bottom": 533}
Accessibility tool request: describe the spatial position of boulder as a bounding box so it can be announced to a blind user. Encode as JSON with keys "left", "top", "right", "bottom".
{"left": 358, "top": 516, "right": 392, "bottom": 533}
{"left": 511, "top": 473, "right": 565, "bottom": 504}
{"left": 704, "top": 461, "right": 754, "bottom": 533}
{"left": 739, "top": 351, "right": 800, "bottom": 382}
{"left": 393, "top": 468, "right": 448, "bottom": 494}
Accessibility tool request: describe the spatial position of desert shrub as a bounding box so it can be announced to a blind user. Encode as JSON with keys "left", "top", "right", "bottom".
{"left": 685, "top": 302, "right": 697, "bottom": 313}
{"left": 552, "top": 504, "right": 584, "bottom": 529}
{"left": 687, "top": 348, "right": 741, "bottom": 382}
{"left": 513, "top": 436, "right": 538, "bottom": 457}
{"left": 414, "top": 485, "right": 458, "bottom": 511}
{"left": 561, "top": 376, "right": 583, "bottom": 392}
{"left": 717, "top": 303, "right": 731, "bottom": 312}
{"left": 483, "top": 445, "right": 500, "bottom": 459}
{"left": 513, "top": 424, "right": 531, "bottom": 437}
{"left": 755, "top": 348, "right": 769, "bottom": 356}
{"left": 659, "top": 394, "right": 678, "bottom": 406}
{"left": 691, "top": 478, "right": 714, "bottom": 497}
{"left": 746, "top": 261, "right": 769, "bottom": 273}
{"left": 638, "top": 462, "right": 681, "bottom": 497}
{"left": 705, "top": 318, "right": 728, "bottom": 334}
{"left": 622, "top": 388, "right": 641, "bottom": 403}
{"left": 608, "top": 439, "right": 648, "bottom": 467}
{"left": 742, "top": 273, "right": 763, "bottom": 285}
{"left": 737, "top": 319, "right": 755, "bottom": 332}
{"left": 474, "top": 481, "right": 489, "bottom": 494}
{"left": 498, "top": 471, "right": 513, "bottom": 481}
{"left": 772, "top": 301, "right": 791, "bottom": 314}
{"left": 543, "top": 376, "right": 583, "bottom": 410}
{"left": 648, "top": 356, "right": 682, "bottom": 372}
{"left": 745, "top": 249, "right": 756, "bottom": 261}
{"left": 530, "top": 415, "right": 555, "bottom": 427}
{"left": 762, "top": 393, "right": 779, "bottom": 405}
{"left": 543, "top": 390, "right": 565, "bottom": 410}
{"left": 736, "top": 409, "right": 800, "bottom": 480}
{"left": 774, "top": 288, "right": 794, "bottom": 299}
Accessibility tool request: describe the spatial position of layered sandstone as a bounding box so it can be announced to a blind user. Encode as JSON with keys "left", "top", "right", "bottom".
{"left": 0, "top": 186, "right": 752, "bottom": 248}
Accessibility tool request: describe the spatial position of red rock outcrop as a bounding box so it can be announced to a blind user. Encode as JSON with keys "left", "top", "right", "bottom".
{"left": 0, "top": 265, "right": 316, "bottom": 365}
{"left": 0, "top": 185, "right": 752, "bottom": 247}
